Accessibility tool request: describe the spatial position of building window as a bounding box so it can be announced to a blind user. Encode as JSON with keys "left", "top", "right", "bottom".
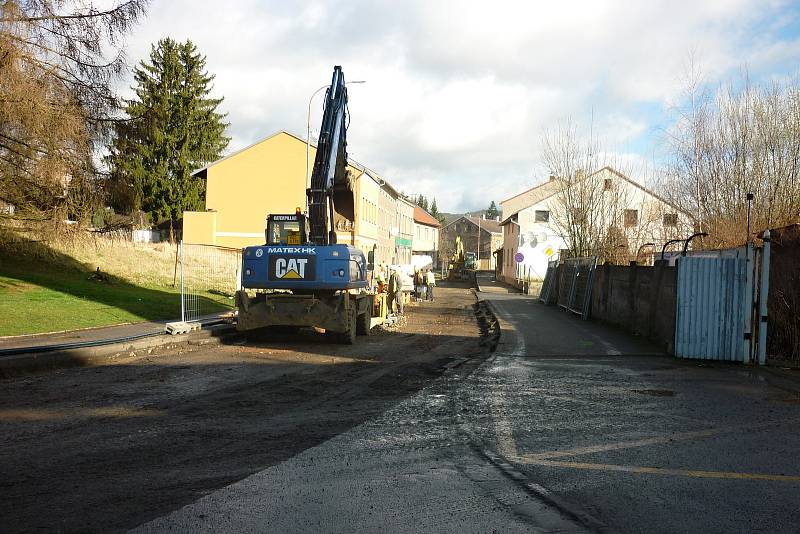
{"left": 603, "top": 178, "right": 612, "bottom": 191}
{"left": 624, "top": 209, "right": 639, "bottom": 227}
{"left": 663, "top": 213, "right": 678, "bottom": 227}
{"left": 534, "top": 210, "right": 550, "bottom": 223}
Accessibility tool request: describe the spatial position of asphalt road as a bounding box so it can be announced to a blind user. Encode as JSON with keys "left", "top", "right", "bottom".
{"left": 6, "top": 277, "right": 800, "bottom": 533}
{"left": 473, "top": 279, "right": 800, "bottom": 533}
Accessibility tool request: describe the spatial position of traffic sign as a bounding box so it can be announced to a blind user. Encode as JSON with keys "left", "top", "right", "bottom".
{"left": 514, "top": 252, "right": 524, "bottom": 263}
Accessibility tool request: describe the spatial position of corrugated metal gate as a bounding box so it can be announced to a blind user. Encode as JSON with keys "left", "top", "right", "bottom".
{"left": 675, "top": 250, "right": 753, "bottom": 361}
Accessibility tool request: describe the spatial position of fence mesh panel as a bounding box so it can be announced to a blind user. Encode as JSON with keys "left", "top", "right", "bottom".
{"left": 539, "top": 259, "right": 559, "bottom": 304}
{"left": 180, "top": 242, "right": 242, "bottom": 322}
{"left": 557, "top": 256, "right": 597, "bottom": 319}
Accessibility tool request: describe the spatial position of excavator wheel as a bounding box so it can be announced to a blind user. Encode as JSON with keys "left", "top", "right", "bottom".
{"left": 356, "top": 309, "right": 371, "bottom": 336}
{"left": 336, "top": 307, "right": 357, "bottom": 344}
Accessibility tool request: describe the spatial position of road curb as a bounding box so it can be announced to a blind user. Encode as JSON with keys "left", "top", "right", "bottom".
{"left": 479, "top": 447, "right": 613, "bottom": 533}
{"left": 473, "top": 299, "right": 501, "bottom": 352}
{"left": 0, "top": 324, "right": 237, "bottom": 378}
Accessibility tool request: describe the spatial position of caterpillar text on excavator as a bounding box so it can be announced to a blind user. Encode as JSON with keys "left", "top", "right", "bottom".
{"left": 235, "top": 66, "right": 384, "bottom": 343}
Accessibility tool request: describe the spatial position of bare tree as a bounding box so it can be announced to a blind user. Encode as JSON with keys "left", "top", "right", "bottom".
{"left": 662, "top": 73, "right": 800, "bottom": 247}
{"left": 0, "top": 0, "right": 147, "bottom": 222}
{"left": 541, "top": 120, "right": 604, "bottom": 257}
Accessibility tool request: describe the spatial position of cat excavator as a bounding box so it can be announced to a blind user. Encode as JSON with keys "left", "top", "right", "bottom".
{"left": 235, "top": 66, "right": 383, "bottom": 343}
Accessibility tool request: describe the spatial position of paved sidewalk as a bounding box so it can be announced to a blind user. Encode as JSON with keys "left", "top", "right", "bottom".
{"left": 474, "top": 273, "right": 522, "bottom": 295}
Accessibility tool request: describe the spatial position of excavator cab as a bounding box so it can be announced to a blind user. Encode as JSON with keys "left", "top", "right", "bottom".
{"left": 265, "top": 209, "right": 309, "bottom": 246}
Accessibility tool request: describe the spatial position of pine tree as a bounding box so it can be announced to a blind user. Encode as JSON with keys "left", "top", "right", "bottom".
{"left": 486, "top": 200, "right": 499, "bottom": 219}
{"left": 430, "top": 198, "right": 439, "bottom": 217}
{"left": 108, "top": 38, "right": 229, "bottom": 224}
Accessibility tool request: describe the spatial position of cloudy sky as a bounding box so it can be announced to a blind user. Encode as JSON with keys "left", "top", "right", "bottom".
{"left": 118, "top": 0, "right": 800, "bottom": 212}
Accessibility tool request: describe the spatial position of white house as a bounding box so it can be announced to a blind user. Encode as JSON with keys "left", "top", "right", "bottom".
{"left": 412, "top": 206, "right": 441, "bottom": 269}
{"left": 499, "top": 167, "right": 692, "bottom": 284}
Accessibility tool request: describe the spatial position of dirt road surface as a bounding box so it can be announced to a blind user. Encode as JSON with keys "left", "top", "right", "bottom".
{"left": 0, "top": 284, "right": 486, "bottom": 533}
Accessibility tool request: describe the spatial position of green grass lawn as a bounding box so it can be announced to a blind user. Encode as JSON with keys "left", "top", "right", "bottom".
{"left": 0, "top": 258, "right": 233, "bottom": 337}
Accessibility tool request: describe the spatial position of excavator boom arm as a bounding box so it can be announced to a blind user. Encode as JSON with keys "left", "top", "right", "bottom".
{"left": 307, "top": 66, "right": 353, "bottom": 245}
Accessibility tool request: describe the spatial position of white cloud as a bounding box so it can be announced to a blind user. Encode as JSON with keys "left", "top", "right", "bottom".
{"left": 116, "top": 0, "right": 800, "bottom": 211}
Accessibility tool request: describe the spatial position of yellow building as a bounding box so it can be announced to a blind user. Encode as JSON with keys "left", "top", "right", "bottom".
{"left": 354, "top": 170, "right": 380, "bottom": 260}
{"left": 183, "top": 130, "right": 404, "bottom": 265}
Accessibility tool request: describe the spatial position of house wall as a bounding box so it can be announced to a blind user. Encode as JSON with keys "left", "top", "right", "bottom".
{"left": 589, "top": 169, "right": 692, "bottom": 259}
{"left": 413, "top": 223, "right": 438, "bottom": 254}
{"left": 440, "top": 217, "right": 499, "bottom": 270}
{"left": 500, "top": 221, "right": 519, "bottom": 284}
{"left": 501, "top": 168, "right": 693, "bottom": 281}
{"left": 183, "top": 132, "right": 394, "bottom": 257}
{"left": 183, "top": 211, "right": 217, "bottom": 245}
{"left": 202, "top": 132, "right": 310, "bottom": 248}
{"left": 377, "top": 183, "right": 397, "bottom": 265}
{"left": 355, "top": 171, "right": 380, "bottom": 261}
{"left": 501, "top": 179, "right": 560, "bottom": 220}
{"left": 395, "top": 198, "right": 415, "bottom": 264}
{"left": 513, "top": 198, "right": 567, "bottom": 281}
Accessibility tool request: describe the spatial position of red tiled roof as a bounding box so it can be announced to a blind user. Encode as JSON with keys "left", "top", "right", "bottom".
{"left": 414, "top": 206, "right": 440, "bottom": 227}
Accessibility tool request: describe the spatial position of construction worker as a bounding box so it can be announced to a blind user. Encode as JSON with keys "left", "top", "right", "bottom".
{"left": 425, "top": 269, "right": 436, "bottom": 302}
{"left": 414, "top": 269, "right": 423, "bottom": 301}
{"left": 376, "top": 263, "right": 387, "bottom": 293}
{"left": 388, "top": 267, "right": 402, "bottom": 314}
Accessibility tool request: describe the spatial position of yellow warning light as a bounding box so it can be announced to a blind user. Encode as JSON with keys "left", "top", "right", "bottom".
{"left": 295, "top": 207, "right": 302, "bottom": 214}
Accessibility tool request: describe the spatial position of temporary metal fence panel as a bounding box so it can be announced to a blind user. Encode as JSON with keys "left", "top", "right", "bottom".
{"left": 179, "top": 242, "right": 242, "bottom": 322}
{"left": 675, "top": 255, "right": 751, "bottom": 361}
{"left": 557, "top": 256, "right": 597, "bottom": 320}
{"left": 539, "top": 259, "right": 558, "bottom": 304}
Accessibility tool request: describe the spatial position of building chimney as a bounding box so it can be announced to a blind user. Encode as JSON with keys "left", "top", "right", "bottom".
{"left": 549, "top": 174, "right": 556, "bottom": 181}
{"left": 496, "top": 216, "right": 500, "bottom": 221}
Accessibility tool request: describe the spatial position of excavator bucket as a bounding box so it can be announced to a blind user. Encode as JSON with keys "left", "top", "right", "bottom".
{"left": 331, "top": 169, "right": 356, "bottom": 223}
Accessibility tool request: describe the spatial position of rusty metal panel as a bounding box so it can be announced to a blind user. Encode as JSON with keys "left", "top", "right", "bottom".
{"left": 675, "top": 256, "right": 749, "bottom": 361}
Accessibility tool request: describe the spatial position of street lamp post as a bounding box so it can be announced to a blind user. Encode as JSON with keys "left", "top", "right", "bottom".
{"left": 477, "top": 216, "right": 481, "bottom": 268}
{"left": 306, "top": 80, "right": 366, "bottom": 196}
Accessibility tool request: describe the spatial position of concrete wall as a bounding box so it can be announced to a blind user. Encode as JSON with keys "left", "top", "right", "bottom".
{"left": 767, "top": 224, "right": 800, "bottom": 360}
{"left": 590, "top": 261, "right": 677, "bottom": 353}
